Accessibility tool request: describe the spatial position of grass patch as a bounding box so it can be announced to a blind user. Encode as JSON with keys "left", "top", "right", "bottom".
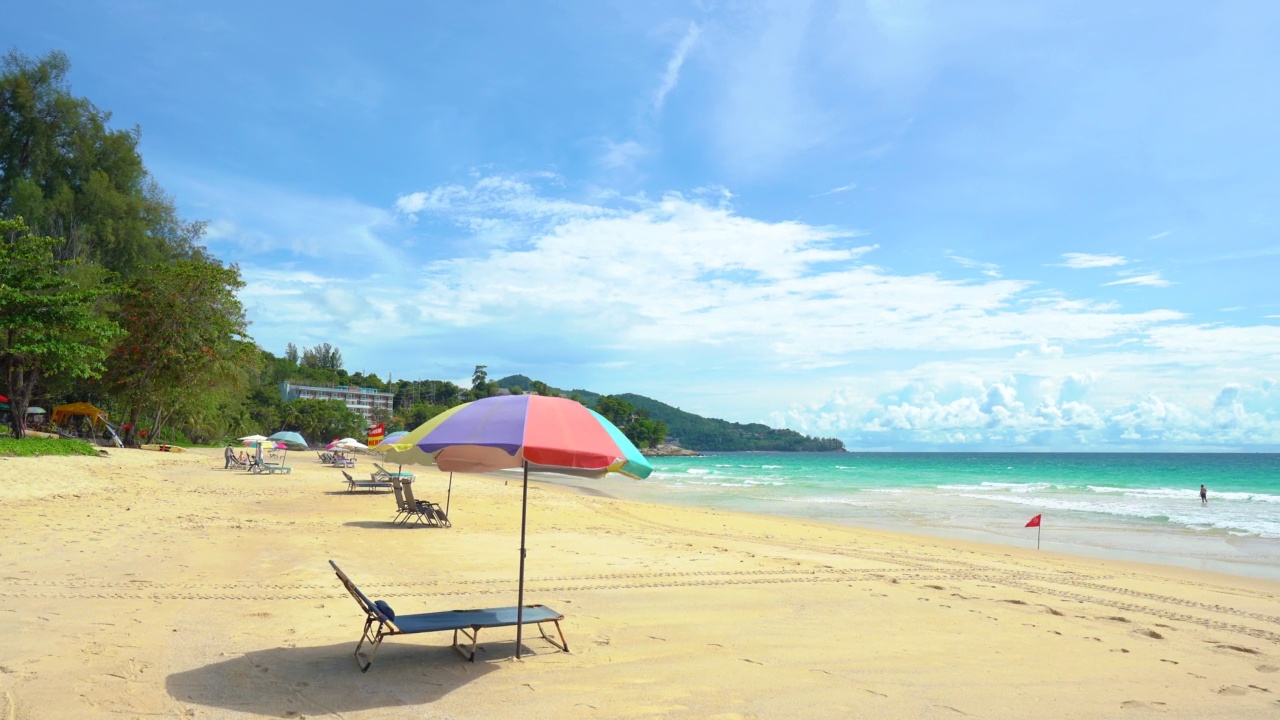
{"left": 0, "top": 437, "right": 99, "bottom": 457}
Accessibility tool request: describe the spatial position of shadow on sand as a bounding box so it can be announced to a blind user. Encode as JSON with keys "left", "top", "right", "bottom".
{"left": 342, "top": 519, "right": 451, "bottom": 530}
{"left": 166, "top": 641, "right": 499, "bottom": 716}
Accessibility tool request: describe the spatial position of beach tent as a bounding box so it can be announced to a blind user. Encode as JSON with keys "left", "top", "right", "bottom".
{"left": 51, "top": 402, "right": 109, "bottom": 426}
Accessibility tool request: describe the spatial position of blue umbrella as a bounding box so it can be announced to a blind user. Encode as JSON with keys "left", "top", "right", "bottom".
{"left": 269, "top": 431, "right": 308, "bottom": 464}
{"left": 269, "top": 431, "right": 308, "bottom": 448}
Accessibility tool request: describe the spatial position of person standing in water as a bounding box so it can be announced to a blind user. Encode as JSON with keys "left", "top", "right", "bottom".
{"left": 1200, "top": 484, "right": 1208, "bottom": 505}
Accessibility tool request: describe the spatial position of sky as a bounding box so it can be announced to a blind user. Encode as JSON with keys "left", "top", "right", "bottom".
{"left": 10, "top": 1, "right": 1280, "bottom": 450}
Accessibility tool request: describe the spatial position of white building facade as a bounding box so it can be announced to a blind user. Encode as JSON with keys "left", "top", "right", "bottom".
{"left": 279, "top": 382, "right": 394, "bottom": 423}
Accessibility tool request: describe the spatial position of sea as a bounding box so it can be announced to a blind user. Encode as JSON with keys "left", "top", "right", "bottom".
{"left": 538, "top": 452, "right": 1280, "bottom": 581}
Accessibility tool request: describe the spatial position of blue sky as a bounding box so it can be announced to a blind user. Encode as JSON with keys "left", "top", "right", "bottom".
{"left": 11, "top": 1, "right": 1280, "bottom": 449}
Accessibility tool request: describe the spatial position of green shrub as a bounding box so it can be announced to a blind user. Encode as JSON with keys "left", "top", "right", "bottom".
{"left": 0, "top": 438, "right": 99, "bottom": 457}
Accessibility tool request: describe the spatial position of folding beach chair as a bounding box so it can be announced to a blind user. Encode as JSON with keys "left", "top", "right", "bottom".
{"left": 401, "top": 477, "right": 450, "bottom": 528}
{"left": 329, "top": 560, "right": 567, "bottom": 671}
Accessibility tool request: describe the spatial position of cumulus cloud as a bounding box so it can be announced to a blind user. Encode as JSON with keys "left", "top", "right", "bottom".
{"left": 794, "top": 375, "right": 1280, "bottom": 449}
{"left": 198, "top": 170, "right": 1279, "bottom": 449}
{"left": 1056, "top": 252, "right": 1128, "bottom": 269}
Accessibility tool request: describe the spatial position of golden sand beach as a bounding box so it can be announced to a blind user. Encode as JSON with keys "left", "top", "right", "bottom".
{"left": 2, "top": 448, "right": 1278, "bottom": 719}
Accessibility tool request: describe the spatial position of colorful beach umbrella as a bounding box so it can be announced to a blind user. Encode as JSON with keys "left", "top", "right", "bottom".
{"left": 372, "top": 430, "right": 408, "bottom": 448}
{"left": 406, "top": 394, "right": 652, "bottom": 658}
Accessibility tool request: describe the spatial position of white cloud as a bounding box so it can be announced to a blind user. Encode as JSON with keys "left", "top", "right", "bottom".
{"left": 784, "top": 373, "right": 1280, "bottom": 449}
{"left": 948, "top": 254, "right": 1002, "bottom": 278}
{"left": 1056, "top": 252, "right": 1129, "bottom": 269}
{"left": 653, "top": 22, "right": 701, "bottom": 115}
{"left": 1148, "top": 230, "right": 1172, "bottom": 240}
{"left": 1104, "top": 273, "right": 1172, "bottom": 288}
{"left": 812, "top": 182, "right": 857, "bottom": 197}
{"left": 160, "top": 169, "right": 398, "bottom": 260}
{"left": 600, "top": 139, "right": 648, "bottom": 169}
{"left": 200, "top": 172, "right": 1279, "bottom": 449}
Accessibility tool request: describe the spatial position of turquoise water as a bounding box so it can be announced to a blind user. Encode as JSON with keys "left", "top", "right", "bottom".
{"left": 551, "top": 452, "right": 1280, "bottom": 579}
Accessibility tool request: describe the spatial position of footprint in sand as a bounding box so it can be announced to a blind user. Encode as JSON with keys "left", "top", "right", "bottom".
{"left": 1258, "top": 665, "right": 1279, "bottom": 673}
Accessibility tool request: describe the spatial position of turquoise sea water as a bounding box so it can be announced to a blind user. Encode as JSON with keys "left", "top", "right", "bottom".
{"left": 546, "top": 453, "right": 1280, "bottom": 580}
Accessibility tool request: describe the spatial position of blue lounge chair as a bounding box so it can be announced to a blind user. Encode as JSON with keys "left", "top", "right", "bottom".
{"left": 329, "top": 560, "right": 567, "bottom": 671}
{"left": 342, "top": 470, "right": 391, "bottom": 493}
{"left": 372, "top": 463, "right": 414, "bottom": 482}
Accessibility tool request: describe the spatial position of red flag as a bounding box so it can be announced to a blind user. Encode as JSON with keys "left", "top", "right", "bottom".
{"left": 1025, "top": 514, "right": 1042, "bottom": 528}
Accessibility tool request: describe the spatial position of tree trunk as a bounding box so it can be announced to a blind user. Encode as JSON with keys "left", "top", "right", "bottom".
{"left": 124, "top": 407, "right": 141, "bottom": 446}
{"left": 4, "top": 361, "right": 39, "bottom": 440}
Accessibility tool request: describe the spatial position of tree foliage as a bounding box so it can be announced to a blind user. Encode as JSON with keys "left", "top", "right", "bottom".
{"left": 0, "top": 50, "right": 204, "bottom": 275}
{"left": 103, "top": 259, "right": 252, "bottom": 444}
{"left": 0, "top": 217, "right": 121, "bottom": 437}
{"left": 279, "top": 398, "right": 365, "bottom": 443}
{"left": 301, "top": 342, "right": 342, "bottom": 370}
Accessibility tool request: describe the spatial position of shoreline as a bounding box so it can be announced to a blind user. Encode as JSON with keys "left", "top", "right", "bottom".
{"left": 3, "top": 448, "right": 1279, "bottom": 718}
{"left": 519, "top": 467, "right": 1280, "bottom": 582}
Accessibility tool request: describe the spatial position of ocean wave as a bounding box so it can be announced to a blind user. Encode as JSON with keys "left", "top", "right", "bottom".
{"left": 937, "top": 482, "right": 1053, "bottom": 493}
{"left": 1087, "top": 486, "right": 1280, "bottom": 503}
{"left": 952, "top": 492, "right": 1280, "bottom": 538}
{"left": 778, "top": 495, "right": 876, "bottom": 507}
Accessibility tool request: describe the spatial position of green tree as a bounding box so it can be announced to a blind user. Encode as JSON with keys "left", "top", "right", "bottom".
{"left": 0, "top": 50, "right": 203, "bottom": 275}
{"left": 530, "top": 380, "right": 550, "bottom": 396}
{"left": 471, "top": 364, "right": 489, "bottom": 397}
{"left": 284, "top": 342, "right": 299, "bottom": 364}
{"left": 301, "top": 342, "right": 342, "bottom": 371}
{"left": 103, "top": 259, "right": 252, "bottom": 444}
{"left": 595, "top": 395, "right": 634, "bottom": 427}
{"left": 0, "top": 217, "right": 121, "bottom": 437}
{"left": 281, "top": 398, "right": 364, "bottom": 441}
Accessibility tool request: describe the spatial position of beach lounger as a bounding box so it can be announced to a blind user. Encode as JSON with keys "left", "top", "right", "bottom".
{"left": 250, "top": 460, "right": 291, "bottom": 475}
{"left": 372, "top": 463, "right": 414, "bottom": 482}
{"left": 343, "top": 470, "right": 391, "bottom": 493}
{"left": 329, "top": 560, "right": 567, "bottom": 671}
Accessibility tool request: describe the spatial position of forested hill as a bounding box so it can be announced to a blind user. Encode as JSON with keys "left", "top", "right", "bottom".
{"left": 496, "top": 376, "right": 844, "bottom": 452}
{"left": 615, "top": 394, "right": 845, "bottom": 452}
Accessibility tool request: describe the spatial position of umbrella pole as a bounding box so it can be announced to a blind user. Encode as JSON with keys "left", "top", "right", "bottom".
{"left": 516, "top": 461, "right": 529, "bottom": 659}
{"left": 446, "top": 472, "right": 453, "bottom": 517}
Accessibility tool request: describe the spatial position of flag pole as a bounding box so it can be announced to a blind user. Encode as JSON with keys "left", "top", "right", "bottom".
{"left": 1037, "top": 522, "right": 1041, "bottom": 550}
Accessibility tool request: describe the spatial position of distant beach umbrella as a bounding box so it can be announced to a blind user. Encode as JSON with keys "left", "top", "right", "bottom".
{"left": 268, "top": 431, "right": 308, "bottom": 449}
{"left": 385, "top": 395, "right": 652, "bottom": 658}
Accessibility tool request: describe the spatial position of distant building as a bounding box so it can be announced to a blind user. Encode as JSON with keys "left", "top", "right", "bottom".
{"left": 279, "top": 381, "right": 393, "bottom": 423}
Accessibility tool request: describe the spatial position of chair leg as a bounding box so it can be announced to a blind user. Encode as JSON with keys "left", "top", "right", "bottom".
{"left": 453, "top": 627, "right": 480, "bottom": 661}
{"left": 538, "top": 620, "right": 569, "bottom": 652}
{"left": 354, "top": 618, "right": 386, "bottom": 672}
